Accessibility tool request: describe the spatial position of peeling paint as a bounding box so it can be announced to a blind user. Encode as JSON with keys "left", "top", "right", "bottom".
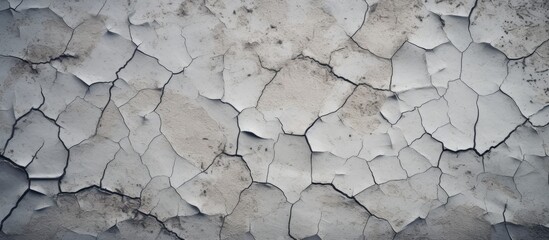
{"left": 0, "top": 0, "right": 548, "bottom": 239}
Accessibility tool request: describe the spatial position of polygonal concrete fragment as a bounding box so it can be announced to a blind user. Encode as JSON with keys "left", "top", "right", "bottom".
{"left": 471, "top": 173, "right": 521, "bottom": 223}
{"left": 118, "top": 51, "right": 172, "bottom": 91}
{"left": 506, "top": 124, "right": 546, "bottom": 158}
{"left": 395, "top": 87, "right": 442, "bottom": 115}
{"left": 55, "top": 18, "right": 136, "bottom": 85}
{"left": 97, "top": 0, "right": 132, "bottom": 40}
{"left": 0, "top": 8, "right": 72, "bottom": 63}
{"left": 83, "top": 82, "right": 111, "bottom": 109}
{"left": 4, "top": 110, "right": 67, "bottom": 178}
{"left": 407, "top": 13, "right": 449, "bottom": 50}
{"left": 299, "top": 10, "right": 353, "bottom": 63}
{"left": 57, "top": 97, "right": 102, "bottom": 148}
{"left": 353, "top": 0, "right": 447, "bottom": 58}
{"left": 1, "top": 191, "right": 55, "bottom": 236}
{"left": 101, "top": 138, "right": 151, "bottom": 198}
{"left": 0, "top": 57, "right": 54, "bottom": 119}
{"left": 432, "top": 80, "right": 478, "bottom": 150}
{"left": 394, "top": 110, "right": 425, "bottom": 145}
{"left": 331, "top": 156, "right": 376, "bottom": 196}
{"left": 96, "top": 101, "right": 129, "bottom": 143}
{"left": 110, "top": 79, "right": 138, "bottom": 107}
{"left": 307, "top": 85, "right": 393, "bottom": 160}
{"left": 141, "top": 135, "right": 201, "bottom": 187}
{"left": 267, "top": 134, "right": 311, "bottom": 203}
{"left": 157, "top": 73, "right": 239, "bottom": 169}
{"left": 357, "top": 133, "right": 394, "bottom": 161}
{"left": 470, "top": 0, "right": 549, "bottom": 59}
{"left": 0, "top": 157, "right": 28, "bottom": 222}
{"left": 461, "top": 43, "right": 508, "bottom": 95}
{"left": 29, "top": 179, "right": 59, "bottom": 197}
{"left": 181, "top": 55, "right": 225, "bottom": 100}
{"left": 312, "top": 153, "right": 376, "bottom": 196}
{"left": 483, "top": 143, "right": 522, "bottom": 177}
{"left": 40, "top": 72, "right": 87, "bottom": 119}
{"left": 418, "top": 98, "right": 450, "bottom": 134}
{"left": 368, "top": 156, "right": 407, "bottom": 184}
{"left": 221, "top": 183, "right": 291, "bottom": 240}
{"left": 118, "top": 89, "right": 162, "bottom": 155}
{"left": 177, "top": 2, "right": 227, "bottom": 58}
{"left": 379, "top": 95, "right": 403, "bottom": 124}
{"left": 130, "top": 23, "right": 192, "bottom": 73}
{"left": 336, "top": 85, "right": 390, "bottom": 135}
{"left": 306, "top": 114, "right": 363, "bottom": 159}
{"left": 329, "top": 41, "right": 392, "bottom": 89}
{"left": 506, "top": 158, "right": 549, "bottom": 227}
{"left": 355, "top": 168, "right": 446, "bottom": 231}
{"left": 312, "top": 152, "right": 346, "bottom": 183}
{"left": 391, "top": 42, "right": 431, "bottom": 92}
{"left": 257, "top": 58, "right": 354, "bottom": 134}
{"left": 439, "top": 151, "right": 484, "bottom": 196}
{"left": 409, "top": 134, "right": 443, "bottom": 167}
{"left": 237, "top": 108, "right": 283, "bottom": 140}
{"left": 140, "top": 176, "right": 198, "bottom": 221}
{"left": 364, "top": 216, "right": 395, "bottom": 240}
{"left": 440, "top": 15, "right": 472, "bottom": 52}
{"left": 290, "top": 184, "right": 370, "bottom": 239}
{"left": 398, "top": 147, "right": 433, "bottom": 177}
{"left": 475, "top": 91, "right": 526, "bottom": 153}
{"left": 141, "top": 135, "right": 200, "bottom": 187}
{"left": 60, "top": 136, "right": 119, "bottom": 192}
{"left": 177, "top": 154, "right": 251, "bottom": 215}
{"left": 426, "top": 43, "right": 462, "bottom": 91}
{"left": 501, "top": 41, "right": 549, "bottom": 118}
{"left": 222, "top": 46, "right": 277, "bottom": 111}
{"left": 237, "top": 132, "right": 276, "bottom": 182}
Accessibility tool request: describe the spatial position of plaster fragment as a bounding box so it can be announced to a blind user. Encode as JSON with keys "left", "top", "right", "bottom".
{"left": 355, "top": 168, "right": 446, "bottom": 232}
{"left": 257, "top": 58, "right": 354, "bottom": 135}
{"left": 176, "top": 154, "right": 252, "bottom": 215}
{"left": 290, "top": 184, "right": 370, "bottom": 239}
{"left": 267, "top": 134, "right": 311, "bottom": 203}
{"left": 221, "top": 183, "right": 291, "bottom": 240}
{"left": 0, "top": 8, "right": 72, "bottom": 63}
{"left": 0, "top": 158, "right": 28, "bottom": 222}
{"left": 470, "top": 0, "right": 549, "bottom": 59}
{"left": 4, "top": 110, "right": 67, "bottom": 178}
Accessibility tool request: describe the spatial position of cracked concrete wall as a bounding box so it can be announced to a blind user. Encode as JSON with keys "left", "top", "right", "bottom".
{"left": 0, "top": 0, "right": 548, "bottom": 239}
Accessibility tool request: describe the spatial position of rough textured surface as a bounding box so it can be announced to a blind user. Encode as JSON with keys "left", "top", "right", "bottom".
{"left": 0, "top": 0, "right": 548, "bottom": 239}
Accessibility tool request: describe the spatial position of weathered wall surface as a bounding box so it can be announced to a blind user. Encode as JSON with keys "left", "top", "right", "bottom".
{"left": 1, "top": 0, "right": 548, "bottom": 239}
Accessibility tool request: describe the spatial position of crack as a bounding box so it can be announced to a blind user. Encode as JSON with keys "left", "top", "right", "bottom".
{"left": 350, "top": 0, "right": 369, "bottom": 38}
{"left": 472, "top": 93, "right": 480, "bottom": 149}
{"left": 288, "top": 203, "right": 297, "bottom": 240}
{"left": 0, "top": 156, "right": 31, "bottom": 231}
{"left": 503, "top": 203, "right": 513, "bottom": 240}
{"left": 2, "top": 1, "right": 548, "bottom": 238}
